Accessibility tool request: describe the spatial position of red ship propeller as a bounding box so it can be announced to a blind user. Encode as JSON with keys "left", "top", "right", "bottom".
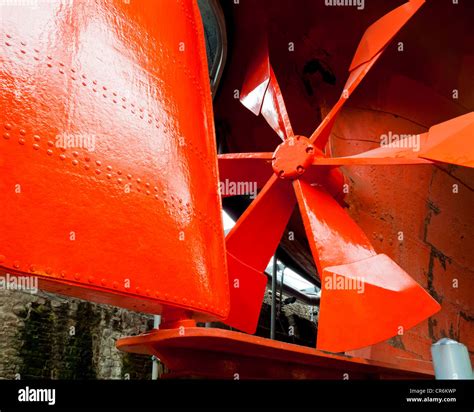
{"left": 219, "top": 0, "right": 473, "bottom": 352}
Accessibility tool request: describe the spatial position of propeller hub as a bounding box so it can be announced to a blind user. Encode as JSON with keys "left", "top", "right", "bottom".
{"left": 272, "top": 135, "right": 316, "bottom": 179}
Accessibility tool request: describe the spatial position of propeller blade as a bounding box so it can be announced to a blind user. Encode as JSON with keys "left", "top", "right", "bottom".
{"left": 293, "top": 180, "right": 439, "bottom": 352}
{"left": 240, "top": 36, "right": 271, "bottom": 116}
{"left": 313, "top": 157, "right": 431, "bottom": 166}
{"left": 224, "top": 251, "right": 269, "bottom": 335}
{"left": 227, "top": 175, "right": 296, "bottom": 272}
{"left": 240, "top": 38, "right": 294, "bottom": 140}
{"left": 293, "top": 179, "right": 376, "bottom": 273}
{"left": 311, "top": 112, "right": 474, "bottom": 167}
{"left": 218, "top": 153, "right": 274, "bottom": 196}
{"left": 420, "top": 112, "right": 474, "bottom": 168}
{"left": 312, "top": 133, "right": 432, "bottom": 166}
{"left": 309, "top": 51, "right": 382, "bottom": 151}
{"left": 318, "top": 254, "right": 441, "bottom": 352}
{"left": 311, "top": 0, "right": 426, "bottom": 150}
{"left": 224, "top": 175, "right": 296, "bottom": 333}
{"left": 260, "top": 66, "right": 294, "bottom": 140}
{"left": 218, "top": 152, "right": 274, "bottom": 160}
{"left": 349, "top": 0, "right": 425, "bottom": 71}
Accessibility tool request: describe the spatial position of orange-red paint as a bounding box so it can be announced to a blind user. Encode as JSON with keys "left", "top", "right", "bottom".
{"left": 272, "top": 136, "right": 316, "bottom": 179}
{"left": 0, "top": 0, "right": 228, "bottom": 322}
{"left": 217, "top": 0, "right": 473, "bottom": 352}
{"left": 215, "top": 0, "right": 474, "bottom": 370}
{"left": 117, "top": 327, "right": 435, "bottom": 379}
{"left": 1, "top": 0, "right": 472, "bottom": 378}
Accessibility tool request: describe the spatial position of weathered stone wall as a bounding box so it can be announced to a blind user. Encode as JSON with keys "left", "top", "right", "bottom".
{"left": 0, "top": 289, "right": 154, "bottom": 380}
{"left": 0, "top": 286, "right": 316, "bottom": 380}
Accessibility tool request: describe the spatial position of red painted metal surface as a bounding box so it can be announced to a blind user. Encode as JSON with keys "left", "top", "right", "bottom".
{"left": 116, "top": 327, "right": 434, "bottom": 379}
{"left": 215, "top": 0, "right": 474, "bottom": 367}
{"left": 226, "top": 175, "right": 295, "bottom": 274}
{"left": 312, "top": 113, "right": 474, "bottom": 167}
{"left": 349, "top": 0, "right": 425, "bottom": 71}
{"left": 420, "top": 113, "right": 474, "bottom": 168}
{"left": 0, "top": 0, "right": 229, "bottom": 320}
{"left": 218, "top": 152, "right": 273, "bottom": 195}
{"left": 240, "top": 32, "right": 294, "bottom": 141}
{"left": 214, "top": 0, "right": 474, "bottom": 352}
{"left": 224, "top": 175, "right": 295, "bottom": 333}
{"left": 239, "top": 33, "right": 270, "bottom": 117}
{"left": 272, "top": 136, "right": 315, "bottom": 179}
{"left": 318, "top": 254, "right": 441, "bottom": 353}
{"left": 1, "top": 0, "right": 472, "bottom": 376}
{"left": 261, "top": 68, "right": 295, "bottom": 140}
{"left": 224, "top": 252, "right": 267, "bottom": 334}
{"left": 293, "top": 180, "right": 440, "bottom": 351}
{"left": 292, "top": 179, "right": 376, "bottom": 274}
{"left": 311, "top": 0, "right": 427, "bottom": 151}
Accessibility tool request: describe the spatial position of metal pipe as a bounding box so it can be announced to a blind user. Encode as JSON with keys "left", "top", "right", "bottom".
{"left": 431, "top": 338, "right": 473, "bottom": 379}
{"left": 270, "top": 256, "right": 277, "bottom": 340}
{"left": 278, "top": 265, "right": 285, "bottom": 317}
{"left": 151, "top": 315, "right": 161, "bottom": 380}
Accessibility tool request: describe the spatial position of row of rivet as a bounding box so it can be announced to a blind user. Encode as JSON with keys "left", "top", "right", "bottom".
{"left": 2, "top": 34, "right": 228, "bottom": 314}
{"left": 0, "top": 253, "right": 227, "bottom": 316}
{"left": 4, "top": 32, "right": 215, "bottom": 167}
{"left": 3, "top": 122, "right": 223, "bottom": 238}
{"left": 171, "top": 6, "right": 220, "bottom": 180}
{"left": 1, "top": 120, "right": 226, "bottom": 312}
{"left": 2, "top": 121, "right": 202, "bottom": 221}
{"left": 3, "top": 33, "right": 219, "bottom": 217}
{"left": 4, "top": 122, "right": 230, "bottom": 310}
